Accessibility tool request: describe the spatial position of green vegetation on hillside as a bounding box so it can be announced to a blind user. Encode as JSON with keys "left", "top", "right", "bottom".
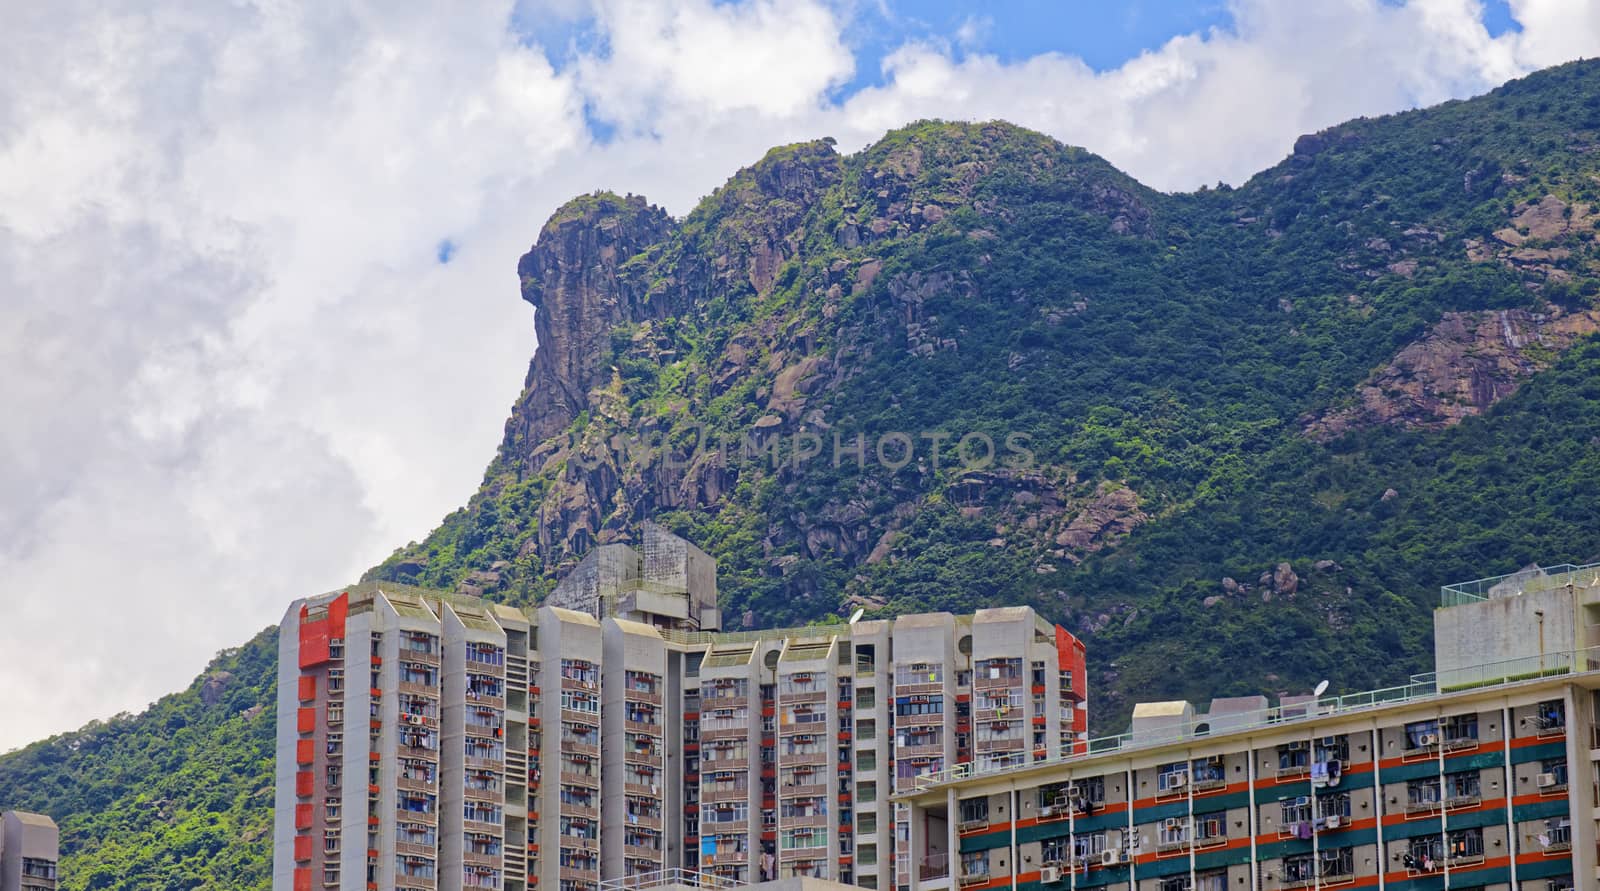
{"left": 0, "top": 630, "right": 277, "bottom": 891}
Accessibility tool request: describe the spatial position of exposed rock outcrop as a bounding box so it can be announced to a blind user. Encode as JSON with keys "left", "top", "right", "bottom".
{"left": 1305, "top": 307, "right": 1600, "bottom": 440}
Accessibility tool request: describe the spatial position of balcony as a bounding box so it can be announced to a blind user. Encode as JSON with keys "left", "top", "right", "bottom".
{"left": 625, "top": 845, "right": 664, "bottom": 862}
{"left": 464, "top": 818, "right": 501, "bottom": 836}
{"left": 395, "top": 841, "right": 435, "bottom": 857}
{"left": 561, "top": 740, "right": 599, "bottom": 757}
{"left": 397, "top": 776, "right": 436, "bottom": 794}
{"left": 919, "top": 856, "right": 950, "bottom": 881}
{"left": 466, "top": 694, "right": 507, "bottom": 711}
{"left": 398, "top": 681, "right": 440, "bottom": 698}
{"left": 401, "top": 650, "right": 441, "bottom": 667}
{"left": 399, "top": 745, "right": 440, "bottom": 762}
{"left": 625, "top": 720, "right": 662, "bottom": 736}
{"left": 397, "top": 877, "right": 438, "bottom": 890}
{"left": 464, "top": 850, "right": 503, "bottom": 868}
{"left": 624, "top": 750, "right": 664, "bottom": 769}
{"left": 779, "top": 782, "right": 827, "bottom": 798}
{"left": 627, "top": 690, "right": 664, "bottom": 706}
{"left": 560, "top": 676, "right": 598, "bottom": 692}
{"left": 973, "top": 674, "right": 1019, "bottom": 691}
{"left": 559, "top": 867, "right": 600, "bottom": 883}
{"left": 559, "top": 802, "right": 599, "bottom": 820}
{"left": 783, "top": 812, "right": 828, "bottom": 829}
{"left": 561, "top": 709, "right": 600, "bottom": 727}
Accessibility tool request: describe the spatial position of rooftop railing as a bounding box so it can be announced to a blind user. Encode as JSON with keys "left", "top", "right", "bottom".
{"left": 905, "top": 645, "right": 1600, "bottom": 793}
{"left": 599, "top": 868, "right": 744, "bottom": 891}
{"left": 1440, "top": 562, "right": 1600, "bottom": 607}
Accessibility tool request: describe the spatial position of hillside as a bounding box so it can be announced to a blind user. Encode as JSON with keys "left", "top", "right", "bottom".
{"left": 8, "top": 59, "right": 1600, "bottom": 890}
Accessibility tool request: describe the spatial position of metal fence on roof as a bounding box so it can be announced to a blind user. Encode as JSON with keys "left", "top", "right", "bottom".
{"left": 907, "top": 644, "right": 1600, "bottom": 793}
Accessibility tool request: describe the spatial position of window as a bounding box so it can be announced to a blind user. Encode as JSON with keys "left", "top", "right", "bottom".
{"left": 1445, "top": 769, "right": 1481, "bottom": 804}
{"left": 1316, "top": 791, "right": 1351, "bottom": 820}
{"left": 1070, "top": 832, "right": 1106, "bottom": 861}
{"left": 1314, "top": 734, "right": 1348, "bottom": 764}
{"left": 1541, "top": 758, "right": 1569, "bottom": 788}
{"left": 1157, "top": 761, "right": 1189, "bottom": 792}
{"left": 1319, "top": 846, "right": 1355, "bottom": 879}
{"left": 1404, "top": 719, "right": 1439, "bottom": 750}
{"left": 856, "top": 688, "right": 874, "bottom": 709}
{"left": 959, "top": 851, "right": 988, "bottom": 879}
{"left": 1282, "top": 853, "right": 1316, "bottom": 883}
{"left": 1280, "top": 795, "right": 1312, "bottom": 826}
{"left": 858, "top": 751, "right": 877, "bottom": 772}
{"left": 1443, "top": 712, "right": 1478, "bottom": 744}
{"left": 1194, "top": 810, "right": 1226, "bottom": 843}
{"left": 1533, "top": 699, "right": 1565, "bottom": 732}
{"left": 857, "top": 782, "right": 876, "bottom": 803}
{"left": 1407, "top": 778, "right": 1442, "bottom": 809}
{"left": 324, "top": 829, "right": 341, "bottom": 852}
{"left": 327, "top": 668, "right": 344, "bottom": 692}
{"left": 959, "top": 797, "right": 989, "bottom": 825}
{"left": 325, "top": 797, "right": 341, "bottom": 820}
{"left": 1039, "top": 836, "right": 1069, "bottom": 864}
{"left": 1447, "top": 827, "right": 1484, "bottom": 862}
{"left": 894, "top": 698, "right": 943, "bottom": 717}
{"left": 1277, "top": 741, "right": 1309, "bottom": 771}
{"left": 895, "top": 664, "right": 944, "bottom": 686}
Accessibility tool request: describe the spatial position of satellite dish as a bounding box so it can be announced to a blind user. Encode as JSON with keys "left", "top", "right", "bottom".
{"left": 764, "top": 650, "right": 781, "bottom": 671}
{"left": 848, "top": 608, "right": 865, "bottom": 624}
{"left": 1313, "top": 680, "right": 1330, "bottom": 698}
{"left": 958, "top": 635, "right": 973, "bottom": 656}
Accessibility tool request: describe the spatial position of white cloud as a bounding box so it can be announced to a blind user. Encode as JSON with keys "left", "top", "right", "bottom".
{"left": 3, "top": 0, "right": 1600, "bottom": 750}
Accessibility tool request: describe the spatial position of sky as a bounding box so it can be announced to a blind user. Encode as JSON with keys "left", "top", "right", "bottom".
{"left": 1, "top": 0, "right": 1598, "bottom": 752}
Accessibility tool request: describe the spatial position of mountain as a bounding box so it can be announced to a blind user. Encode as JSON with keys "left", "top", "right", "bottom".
{"left": 9, "top": 59, "right": 1600, "bottom": 890}
{"left": 370, "top": 60, "right": 1600, "bottom": 717}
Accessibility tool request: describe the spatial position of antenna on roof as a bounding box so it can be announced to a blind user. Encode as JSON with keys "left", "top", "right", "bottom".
{"left": 1313, "top": 680, "right": 1330, "bottom": 698}
{"left": 849, "top": 608, "right": 865, "bottom": 625}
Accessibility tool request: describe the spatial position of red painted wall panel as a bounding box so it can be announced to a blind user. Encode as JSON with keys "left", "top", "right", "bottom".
{"left": 296, "top": 738, "right": 314, "bottom": 764}
{"left": 294, "top": 803, "right": 313, "bottom": 829}
{"left": 293, "top": 834, "right": 313, "bottom": 861}
{"left": 298, "top": 675, "right": 315, "bottom": 701}
{"left": 296, "top": 706, "right": 315, "bottom": 733}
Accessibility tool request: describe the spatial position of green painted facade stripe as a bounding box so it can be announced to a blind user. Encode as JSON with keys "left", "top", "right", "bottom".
{"left": 1192, "top": 846, "right": 1254, "bottom": 871}
{"left": 1253, "top": 782, "right": 1311, "bottom": 805}
{"left": 1509, "top": 740, "right": 1566, "bottom": 764}
{"left": 1128, "top": 800, "right": 1189, "bottom": 823}
{"left": 1511, "top": 798, "right": 1570, "bottom": 822}
{"left": 1514, "top": 855, "right": 1575, "bottom": 880}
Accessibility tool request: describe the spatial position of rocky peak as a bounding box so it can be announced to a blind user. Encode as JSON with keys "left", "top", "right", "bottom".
{"left": 505, "top": 193, "right": 677, "bottom": 453}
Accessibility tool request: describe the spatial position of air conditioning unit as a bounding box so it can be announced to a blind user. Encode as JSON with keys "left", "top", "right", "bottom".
{"left": 1038, "top": 805, "right": 1056, "bottom": 818}
{"left": 1166, "top": 772, "right": 1188, "bottom": 789}
{"left": 1039, "top": 866, "right": 1061, "bottom": 883}
{"left": 1417, "top": 732, "right": 1439, "bottom": 747}
{"left": 1321, "top": 736, "right": 1337, "bottom": 746}
{"left": 1100, "top": 851, "right": 1119, "bottom": 866}
{"left": 1323, "top": 815, "right": 1340, "bottom": 829}
{"left": 1536, "top": 772, "right": 1558, "bottom": 788}
{"left": 1163, "top": 817, "right": 1182, "bottom": 830}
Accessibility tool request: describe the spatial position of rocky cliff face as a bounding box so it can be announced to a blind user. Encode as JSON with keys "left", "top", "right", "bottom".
{"left": 1306, "top": 306, "right": 1600, "bottom": 439}
{"left": 502, "top": 194, "right": 677, "bottom": 462}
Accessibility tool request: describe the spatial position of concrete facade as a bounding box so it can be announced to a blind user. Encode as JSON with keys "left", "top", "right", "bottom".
{"left": 275, "top": 527, "right": 1087, "bottom": 891}
{"left": 0, "top": 811, "right": 58, "bottom": 891}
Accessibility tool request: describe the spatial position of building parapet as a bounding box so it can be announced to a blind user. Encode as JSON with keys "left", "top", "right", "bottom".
{"left": 902, "top": 643, "right": 1600, "bottom": 794}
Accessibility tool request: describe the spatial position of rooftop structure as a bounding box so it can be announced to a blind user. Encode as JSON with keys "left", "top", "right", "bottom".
{"left": 0, "top": 811, "right": 58, "bottom": 891}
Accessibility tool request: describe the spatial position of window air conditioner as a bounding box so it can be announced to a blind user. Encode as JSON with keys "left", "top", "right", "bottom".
{"left": 1099, "top": 851, "right": 1119, "bottom": 866}
{"left": 1536, "top": 772, "right": 1558, "bottom": 788}
{"left": 1039, "top": 867, "right": 1061, "bottom": 883}
{"left": 1416, "top": 732, "right": 1439, "bottom": 746}
{"left": 1167, "top": 772, "right": 1188, "bottom": 789}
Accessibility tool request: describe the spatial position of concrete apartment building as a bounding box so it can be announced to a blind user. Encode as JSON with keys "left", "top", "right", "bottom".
{"left": 274, "top": 523, "right": 1089, "bottom": 891}
{"left": 0, "top": 810, "right": 58, "bottom": 891}
{"left": 893, "top": 562, "right": 1600, "bottom": 891}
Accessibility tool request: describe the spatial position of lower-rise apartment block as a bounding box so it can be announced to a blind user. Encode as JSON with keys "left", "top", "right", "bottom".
{"left": 274, "top": 523, "right": 1089, "bottom": 891}
{"left": 0, "top": 810, "right": 58, "bottom": 891}
{"left": 894, "top": 562, "right": 1600, "bottom": 891}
